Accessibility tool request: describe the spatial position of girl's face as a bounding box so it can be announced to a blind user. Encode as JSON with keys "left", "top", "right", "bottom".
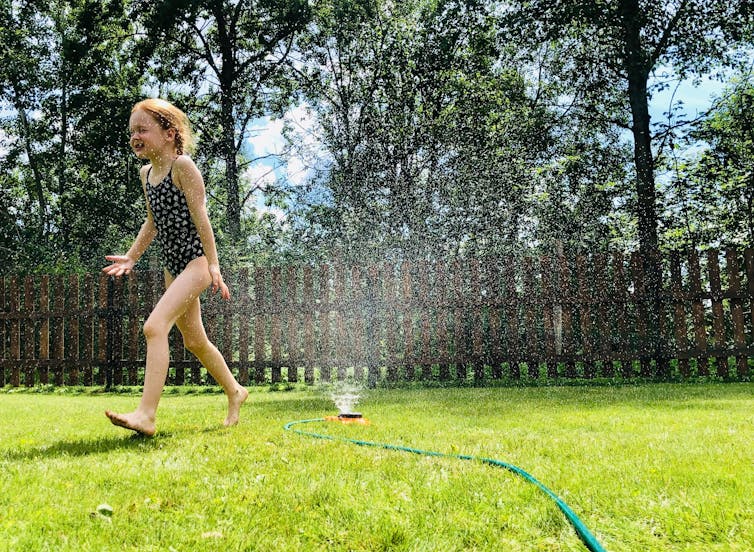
{"left": 128, "top": 109, "right": 175, "bottom": 160}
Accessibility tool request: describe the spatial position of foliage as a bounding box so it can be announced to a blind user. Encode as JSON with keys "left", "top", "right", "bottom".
{"left": 1, "top": 1, "right": 753, "bottom": 274}
{"left": 129, "top": 0, "right": 311, "bottom": 246}
{"left": 658, "top": 74, "right": 754, "bottom": 250}
{"left": 500, "top": 0, "right": 754, "bottom": 258}
{"left": 285, "top": 0, "right": 632, "bottom": 264}
{"left": 0, "top": 0, "right": 146, "bottom": 274}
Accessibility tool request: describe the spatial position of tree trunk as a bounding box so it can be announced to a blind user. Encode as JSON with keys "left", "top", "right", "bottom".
{"left": 59, "top": 75, "right": 69, "bottom": 250}
{"left": 621, "top": 0, "right": 666, "bottom": 371}
{"left": 620, "top": 0, "right": 659, "bottom": 258}
{"left": 15, "top": 99, "right": 48, "bottom": 240}
{"left": 222, "top": 93, "right": 241, "bottom": 241}
{"left": 214, "top": 5, "right": 241, "bottom": 241}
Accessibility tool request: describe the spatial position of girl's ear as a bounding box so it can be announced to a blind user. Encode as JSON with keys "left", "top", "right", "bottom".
{"left": 165, "top": 127, "right": 176, "bottom": 142}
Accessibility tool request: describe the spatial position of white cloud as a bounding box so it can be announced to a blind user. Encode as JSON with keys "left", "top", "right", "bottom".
{"left": 242, "top": 162, "right": 277, "bottom": 192}
{"left": 247, "top": 116, "right": 285, "bottom": 157}
{"left": 281, "top": 102, "right": 328, "bottom": 188}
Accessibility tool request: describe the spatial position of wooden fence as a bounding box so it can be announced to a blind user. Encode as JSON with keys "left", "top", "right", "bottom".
{"left": 1, "top": 247, "right": 752, "bottom": 387}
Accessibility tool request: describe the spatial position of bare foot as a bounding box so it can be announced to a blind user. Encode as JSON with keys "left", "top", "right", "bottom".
{"left": 224, "top": 387, "right": 249, "bottom": 427}
{"left": 105, "top": 410, "right": 156, "bottom": 437}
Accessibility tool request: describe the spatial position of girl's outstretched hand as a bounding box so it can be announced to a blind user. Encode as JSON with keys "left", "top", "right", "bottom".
{"left": 103, "top": 255, "right": 136, "bottom": 277}
{"left": 209, "top": 264, "right": 231, "bottom": 300}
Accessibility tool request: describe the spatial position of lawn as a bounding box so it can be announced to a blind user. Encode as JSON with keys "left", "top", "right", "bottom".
{"left": 1, "top": 383, "right": 753, "bottom": 551}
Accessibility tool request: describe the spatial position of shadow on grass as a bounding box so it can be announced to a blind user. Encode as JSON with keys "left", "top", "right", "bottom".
{"left": 0, "top": 425, "right": 224, "bottom": 462}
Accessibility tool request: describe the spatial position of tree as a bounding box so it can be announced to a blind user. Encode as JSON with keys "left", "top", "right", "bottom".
{"left": 131, "top": 0, "right": 311, "bottom": 243}
{"left": 0, "top": 0, "right": 145, "bottom": 273}
{"left": 665, "top": 77, "right": 754, "bottom": 248}
{"left": 288, "top": 0, "right": 583, "bottom": 263}
{"left": 503, "top": 0, "right": 754, "bottom": 368}
{"left": 503, "top": 0, "right": 754, "bottom": 257}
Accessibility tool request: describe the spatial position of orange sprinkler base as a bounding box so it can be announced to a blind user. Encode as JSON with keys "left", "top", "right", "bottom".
{"left": 325, "top": 414, "right": 371, "bottom": 425}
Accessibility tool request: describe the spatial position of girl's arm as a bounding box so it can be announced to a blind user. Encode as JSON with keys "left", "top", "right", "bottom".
{"left": 173, "top": 155, "right": 230, "bottom": 299}
{"left": 103, "top": 166, "right": 157, "bottom": 277}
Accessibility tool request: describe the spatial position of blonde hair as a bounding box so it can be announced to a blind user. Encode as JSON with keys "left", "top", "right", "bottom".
{"left": 131, "top": 98, "right": 196, "bottom": 155}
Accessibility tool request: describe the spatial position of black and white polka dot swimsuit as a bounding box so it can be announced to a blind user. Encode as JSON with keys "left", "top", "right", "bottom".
{"left": 146, "top": 164, "right": 204, "bottom": 277}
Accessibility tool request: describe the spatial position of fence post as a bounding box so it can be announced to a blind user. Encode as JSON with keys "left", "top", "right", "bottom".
{"left": 669, "top": 253, "right": 690, "bottom": 378}
{"left": 23, "top": 276, "right": 35, "bottom": 386}
{"left": 725, "top": 248, "right": 748, "bottom": 378}
{"left": 10, "top": 276, "right": 20, "bottom": 387}
{"left": 707, "top": 249, "right": 728, "bottom": 377}
{"left": 39, "top": 275, "right": 50, "bottom": 384}
{"left": 105, "top": 276, "right": 116, "bottom": 390}
{"left": 688, "top": 251, "right": 709, "bottom": 377}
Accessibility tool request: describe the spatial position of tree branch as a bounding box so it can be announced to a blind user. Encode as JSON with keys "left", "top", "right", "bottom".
{"left": 648, "top": 0, "right": 690, "bottom": 68}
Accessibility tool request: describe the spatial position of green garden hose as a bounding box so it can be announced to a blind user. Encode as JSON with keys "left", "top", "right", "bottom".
{"left": 284, "top": 418, "right": 607, "bottom": 552}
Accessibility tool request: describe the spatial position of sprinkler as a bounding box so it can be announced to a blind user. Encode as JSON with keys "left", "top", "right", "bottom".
{"left": 324, "top": 412, "right": 370, "bottom": 425}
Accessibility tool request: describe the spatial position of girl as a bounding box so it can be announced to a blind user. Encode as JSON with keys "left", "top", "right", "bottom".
{"left": 104, "top": 98, "right": 248, "bottom": 436}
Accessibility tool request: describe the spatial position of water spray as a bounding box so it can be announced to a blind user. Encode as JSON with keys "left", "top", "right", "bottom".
{"left": 323, "top": 381, "right": 370, "bottom": 424}
{"left": 284, "top": 412, "right": 606, "bottom": 552}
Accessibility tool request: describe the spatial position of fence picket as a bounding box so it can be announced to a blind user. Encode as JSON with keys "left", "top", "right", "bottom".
{"left": 486, "top": 263, "right": 503, "bottom": 379}
{"left": 726, "top": 248, "right": 748, "bottom": 377}
{"left": 318, "top": 264, "right": 331, "bottom": 383}
{"left": 593, "top": 254, "right": 613, "bottom": 377}
{"left": 9, "top": 277, "right": 19, "bottom": 386}
{"left": 707, "top": 249, "right": 728, "bottom": 377}
{"left": 238, "top": 268, "right": 250, "bottom": 385}
{"left": 559, "top": 252, "right": 576, "bottom": 378}
{"left": 669, "top": 253, "right": 690, "bottom": 377}
{"left": 383, "top": 262, "right": 399, "bottom": 382}
{"left": 540, "top": 256, "right": 557, "bottom": 378}
{"left": 470, "top": 261, "right": 484, "bottom": 381}
{"left": 575, "top": 255, "right": 594, "bottom": 378}
{"left": 402, "top": 262, "right": 415, "bottom": 381}
{"left": 127, "top": 273, "right": 139, "bottom": 385}
{"left": 688, "top": 251, "right": 709, "bottom": 377}
{"left": 113, "top": 277, "right": 125, "bottom": 385}
{"left": 23, "top": 276, "right": 35, "bottom": 386}
{"left": 39, "top": 276, "right": 49, "bottom": 384}
{"left": 351, "top": 266, "right": 365, "bottom": 381}
{"left": 285, "top": 266, "right": 299, "bottom": 383}
{"left": 68, "top": 274, "right": 81, "bottom": 385}
{"left": 612, "top": 253, "right": 630, "bottom": 377}
{"left": 366, "top": 265, "right": 380, "bottom": 385}
{"left": 522, "top": 258, "right": 539, "bottom": 379}
{"left": 254, "top": 267, "right": 267, "bottom": 384}
{"left": 630, "top": 252, "right": 651, "bottom": 377}
{"left": 270, "top": 267, "right": 282, "bottom": 383}
{"left": 503, "top": 259, "right": 519, "bottom": 379}
{"left": 418, "top": 261, "right": 433, "bottom": 380}
{"left": 78, "top": 274, "right": 92, "bottom": 385}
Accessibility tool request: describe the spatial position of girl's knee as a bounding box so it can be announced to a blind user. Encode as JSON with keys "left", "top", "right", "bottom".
{"left": 143, "top": 318, "right": 169, "bottom": 341}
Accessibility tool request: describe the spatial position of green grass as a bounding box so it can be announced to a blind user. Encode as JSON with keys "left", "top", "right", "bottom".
{"left": 1, "top": 383, "right": 753, "bottom": 551}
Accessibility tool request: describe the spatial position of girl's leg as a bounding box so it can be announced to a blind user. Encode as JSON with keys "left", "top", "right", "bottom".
{"left": 106, "top": 257, "right": 212, "bottom": 435}
{"left": 174, "top": 291, "right": 248, "bottom": 426}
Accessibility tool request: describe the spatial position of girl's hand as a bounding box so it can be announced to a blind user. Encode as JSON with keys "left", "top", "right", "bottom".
{"left": 103, "top": 255, "right": 136, "bottom": 277}
{"left": 209, "top": 264, "right": 231, "bottom": 300}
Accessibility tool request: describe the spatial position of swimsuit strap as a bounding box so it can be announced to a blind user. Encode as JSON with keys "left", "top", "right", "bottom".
{"left": 146, "top": 158, "right": 178, "bottom": 185}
